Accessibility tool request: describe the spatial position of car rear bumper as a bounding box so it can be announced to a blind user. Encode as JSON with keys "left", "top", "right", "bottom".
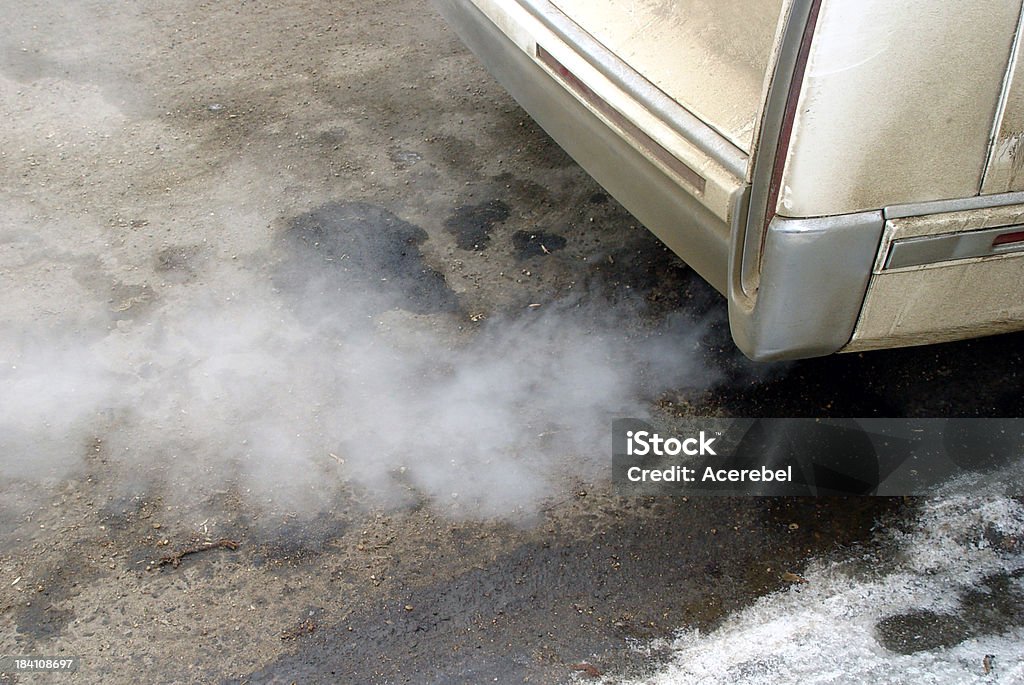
{"left": 436, "top": 0, "right": 1024, "bottom": 360}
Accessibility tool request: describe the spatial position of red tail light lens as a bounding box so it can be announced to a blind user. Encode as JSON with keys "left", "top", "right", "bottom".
{"left": 992, "top": 229, "right": 1024, "bottom": 248}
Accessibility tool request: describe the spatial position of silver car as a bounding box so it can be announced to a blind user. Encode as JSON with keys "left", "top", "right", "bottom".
{"left": 437, "top": 0, "right": 1024, "bottom": 360}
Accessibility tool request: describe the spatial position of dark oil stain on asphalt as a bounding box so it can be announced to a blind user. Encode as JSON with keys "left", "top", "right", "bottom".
{"left": 444, "top": 199, "right": 511, "bottom": 251}
{"left": 277, "top": 201, "right": 458, "bottom": 319}
{"left": 12, "top": 561, "right": 100, "bottom": 642}
{"left": 235, "top": 497, "right": 905, "bottom": 684}
{"left": 423, "top": 135, "right": 482, "bottom": 180}
{"left": 490, "top": 172, "right": 553, "bottom": 207}
{"left": 248, "top": 514, "right": 352, "bottom": 570}
{"left": 578, "top": 230, "right": 702, "bottom": 320}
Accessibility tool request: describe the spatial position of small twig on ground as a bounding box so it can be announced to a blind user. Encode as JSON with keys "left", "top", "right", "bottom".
{"left": 571, "top": 662, "right": 602, "bottom": 678}
{"left": 156, "top": 538, "right": 240, "bottom": 568}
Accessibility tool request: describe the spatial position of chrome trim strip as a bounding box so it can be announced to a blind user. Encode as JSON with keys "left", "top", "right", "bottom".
{"left": 739, "top": 0, "right": 817, "bottom": 297}
{"left": 885, "top": 190, "right": 1024, "bottom": 219}
{"left": 516, "top": 0, "right": 749, "bottom": 179}
{"left": 885, "top": 224, "right": 1024, "bottom": 269}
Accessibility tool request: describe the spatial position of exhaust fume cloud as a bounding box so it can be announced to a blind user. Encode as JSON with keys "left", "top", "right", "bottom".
{"left": 0, "top": 201, "right": 722, "bottom": 521}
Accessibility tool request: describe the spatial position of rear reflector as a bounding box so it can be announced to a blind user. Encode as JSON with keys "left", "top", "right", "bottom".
{"left": 535, "top": 44, "right": 706, "bottom": 194}
{"left": 993, "top": 229, "right": 1024, "bottom": 248}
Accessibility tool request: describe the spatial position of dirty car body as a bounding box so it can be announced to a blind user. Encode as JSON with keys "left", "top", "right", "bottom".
{"left": 437, "top": 0, "right": 1024, "bottom": 360}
